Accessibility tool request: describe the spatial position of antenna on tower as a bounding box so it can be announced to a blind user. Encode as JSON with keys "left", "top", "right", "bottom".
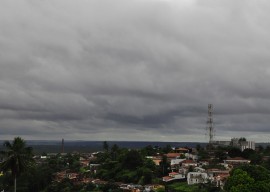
{"left": 207, "top": 104, "right": 214, "bottom": 148}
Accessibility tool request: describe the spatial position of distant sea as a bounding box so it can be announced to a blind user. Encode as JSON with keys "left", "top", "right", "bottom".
{"left": 0, "top": 140, "right": 207, "bottom": 154}
{"left": 0, "top": 140, "right": 268, "bottom": 154}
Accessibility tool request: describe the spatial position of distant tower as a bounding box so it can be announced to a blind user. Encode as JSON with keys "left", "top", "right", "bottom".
{"left": 207, "top": 104, "right": 214, "bottom": 146}
{"left": 61, "top": 138, "right": 64, "bottom": 153}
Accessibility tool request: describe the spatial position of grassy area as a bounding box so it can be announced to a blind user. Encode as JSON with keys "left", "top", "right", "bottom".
{"left": 167, "top": 182, "right": 207, "bottom": 192}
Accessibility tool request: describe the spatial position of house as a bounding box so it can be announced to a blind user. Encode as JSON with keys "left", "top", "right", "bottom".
{"left": 198, "top": 160, "right": 209, "bottom": 167}
{"left": 80, "top": 160, "right": 89, "bottom": 167}
{"left": 67, "top": 172, "right": 79, "bottom": 181}
{"left": 185, "top": 153, "right": 198, "bottom": 161}
{"left": 90, "top": 163, "right": 101, "bottom": 174}
{"left": 181, "top": 159, "right": 197, "bottom": 168}
{"left": 262, "top": 156, "right": 270, "bottom": 161}
{"left": 55, "top": 171, "right": 80, "bottom": 182}
{"left": 166, "top": 153, "right": 181, "bottom": 159}
{"left": 92, "top": 179, "right": 108, "bottom": 185}
{"left": 162, "top": 176, "right": 174, "bottom": 182}
{"left": 175, "top": 147, "right": 189, "bottom": 153}
{"left": 169, "top": 172, "right": 185, "bottom": 179}
{"left": 81, "top": 178, "right": 94, "bottom": 184}
{"left": 178, "top": 167, "right": 188, "bottom": 175}
{"left": 187, "top": 172, "right": 208, "bottom": 185}
{"left": 162, "top": 172, "right": 185, "bottom": 182}
{"left": 170, "top": 158, "right": 186, "bottom": 171}
{"left": 55, "top": 171, "right": 67, "bottom": 182}
{"left": 211, "top": 173, "right": 230, "bottom": 189}
{"left": 144, "top": 184, "right": 164, "bottom": 192}
{"left": 146, "top": 156, "right": 162, "bottom": 166}
{"left": 224, "top": 157, "right": 250, "bottom": 166}
{"left": 193, "top": 167, "right": 205, "bottom": 173}
{"left": 207, "top": 169, "right": 230, "bottom": 180}
{"left": 171, "top": 158, "right": 186, "bottom": 166}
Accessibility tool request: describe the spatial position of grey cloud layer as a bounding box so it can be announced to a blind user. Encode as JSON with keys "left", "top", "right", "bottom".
{"left": 1, "top": 0, "right": 270, "bottom": 141}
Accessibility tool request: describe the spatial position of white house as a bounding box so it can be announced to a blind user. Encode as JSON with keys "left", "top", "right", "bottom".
{"left": 181, "top": 160, "right": 197, "bottom": 168}
{"left": 162, "top": 172, "right": 186, "bottom": 182}
{"left": 170, "top": 158, "right": 186, "bottom": 165}
{"left": 193, "top": 167, "right": 205, "bottom": 173}
{"left": 185, "top": 153, "right": 198, "bottom": 161}
{"left": 169, "top": 172, "right": 185, "bottom": 179}
{"left": 187, "top": 172, "right": 208, "bottom": 185}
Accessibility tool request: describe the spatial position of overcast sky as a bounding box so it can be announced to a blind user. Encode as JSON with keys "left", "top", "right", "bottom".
{"left": 1, "top": 0, "right": 270, "bottom": 142}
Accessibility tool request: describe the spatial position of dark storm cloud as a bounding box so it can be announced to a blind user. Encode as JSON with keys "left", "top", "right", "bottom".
{"left": 1, "top": 0, "right": 270, "bottom": 141}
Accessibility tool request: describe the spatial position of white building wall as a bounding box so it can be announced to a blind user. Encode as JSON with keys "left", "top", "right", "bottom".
{"left": 187, "top": 172, "right": 208, "bottom": 185}
{"left": 240, "top": 141, "right": 255, "bottom": 151}
{"left": 171, "top": 159, "right": 185, "bottom": 165}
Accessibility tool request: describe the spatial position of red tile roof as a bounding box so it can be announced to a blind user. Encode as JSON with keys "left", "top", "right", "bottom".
{"left": 166, "top": 153, "right": 181, "bottom": 158}
{"left": 182, "top": 159, "right": 195, "bottom": 164}
{"left": 162, "top": 176, "right": 173, "bottom": 181}
{"left": 169, "top": 172, "right": 179, "bottom": 175}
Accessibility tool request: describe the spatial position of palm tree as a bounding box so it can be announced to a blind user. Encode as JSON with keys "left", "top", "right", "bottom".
{"left": 0, "top": 137, "right": 33, "bottom": 192}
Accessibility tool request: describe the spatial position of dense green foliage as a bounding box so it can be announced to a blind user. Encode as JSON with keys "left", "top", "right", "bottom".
{"left": 166, "top": 182, "right": 211, "bottom": 192}
{"left": 95, "top": 148, "right": 157, "bottom": 185}
{"left": 0, "top": 137, "right": 34, "bottom": 192}
{"left": 225, "top": 165, "right": 270, "bottom": 192}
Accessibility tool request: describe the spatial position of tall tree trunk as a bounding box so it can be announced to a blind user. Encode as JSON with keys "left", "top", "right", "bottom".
{"left": 14, "top": 175, "right": 16, "bottom": 192}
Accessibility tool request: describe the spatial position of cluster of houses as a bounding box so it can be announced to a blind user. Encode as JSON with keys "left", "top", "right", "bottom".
{"left": 146, "top": 145, "right": 252, "bottom": 189}
{"left": 33, "top": 138, "right": 256, "bottom": 191}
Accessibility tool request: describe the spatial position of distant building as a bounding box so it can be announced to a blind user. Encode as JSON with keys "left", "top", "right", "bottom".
{"left": 238, "top": 141, "right": 255, "bottom": 151}
{"left": 213, "top": 141, "right": 231, "bottom": 146}
{"left": 213, "top": 138, "right": 255, "bottom": 151}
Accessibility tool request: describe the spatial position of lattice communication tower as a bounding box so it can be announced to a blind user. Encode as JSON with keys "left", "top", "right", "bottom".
{"left": 207, "top": 104, "right": 214, "bottom": 145}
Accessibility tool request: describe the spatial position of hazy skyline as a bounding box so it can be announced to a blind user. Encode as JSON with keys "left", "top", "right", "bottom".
{"left": 1, "top": 0, "right": 270, "bottom": 142}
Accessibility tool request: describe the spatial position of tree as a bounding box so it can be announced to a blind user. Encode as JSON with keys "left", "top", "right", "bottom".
{"left": 111, "top": 144, "right": 119, "bottom": 161}
{"left": 103, "top": 141, "right": 109, "bottom": 152}
{"left": 0, "top": 137, "right": 33, "bottom": 192}
{"left": 250, "top": 153, "right": 263, "bottom": 165}
{"left": 121, "top": 150, "right": 143, "bottom": 170}
{"left": 228, "top": 147, "right": 242, "bottom": 158}
{"left": 162, "top": 144, "right": 172, "bottom": 154}
{"left": 225, "top": 165, "right": 270, "bottom": 192}
{"left": 159, "top": 155, "right": 170, "bottom": 176}
{"left": 241, "top": 148, "right": 255, "bottom": 159}
{"left": 141, "top": 145, "right": 156, "bottom": 156}
{"left": 196, "top": 144, "right": 202, "bottom": 151}
{"left": 239, "top": 137, "right": 247, "bottom": 142}
{"left": 215, "top": 150, "right": 227, "bottom": 162}
{"left": 137, "top": 167, "right": 153, "bottom": 185}
{"left": 257, "top": 145, "right": 264, "bottom": 153}
{"left": 237, "top": 165, "right": 270, "bottom": 182}
{"left": 224, "top": 169, "right": 254, "bottom": 192}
